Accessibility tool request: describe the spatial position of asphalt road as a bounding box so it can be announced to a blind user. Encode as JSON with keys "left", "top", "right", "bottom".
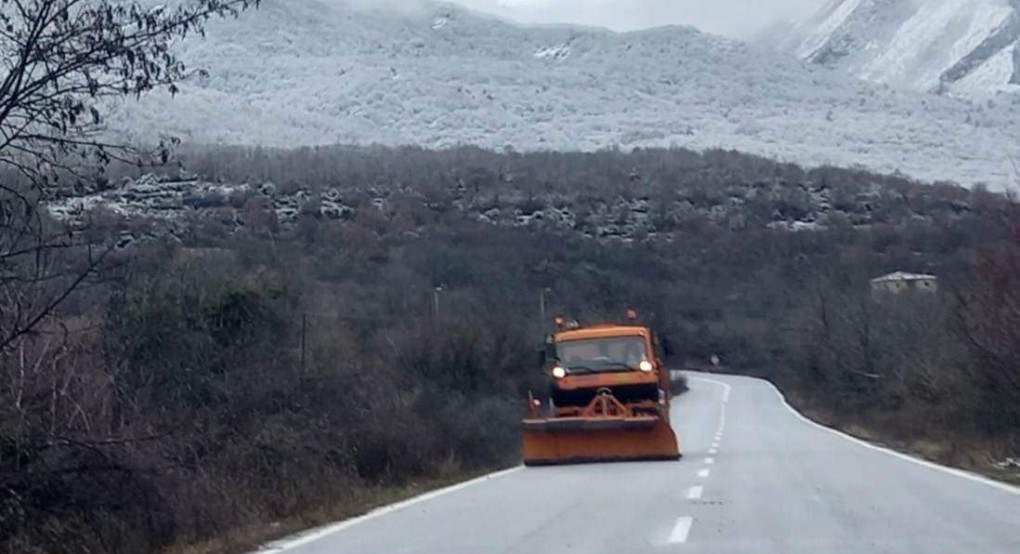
{"left": 262, "top": 372, "right": 1020, "bottom": 554}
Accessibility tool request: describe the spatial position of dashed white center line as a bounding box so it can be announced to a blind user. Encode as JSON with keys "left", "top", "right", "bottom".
{"left": 686, "top": 486, "right": 703, "bottom": 500}
{"left": 668, "top": 517, "right": 694, "bottom": 544}
{"left": 708, "top": 448, "right": 718, "bottom": 454}
{"left": 697, "top": 468, "right": 710, "bottom": 478}
{"left": 705, "top": 457, "right": 715, "bottom": 464}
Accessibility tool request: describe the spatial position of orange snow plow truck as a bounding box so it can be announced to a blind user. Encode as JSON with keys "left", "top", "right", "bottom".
{"left": 523, "top": 310, "right": 682, "bottom": 465}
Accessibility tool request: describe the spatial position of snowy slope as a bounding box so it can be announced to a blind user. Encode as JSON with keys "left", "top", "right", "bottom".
{"left": 109, "top": 0, "right": 1020, "bottom": 188}
{"left": 786, "top": 0, "right": 1020, "bottom": 98}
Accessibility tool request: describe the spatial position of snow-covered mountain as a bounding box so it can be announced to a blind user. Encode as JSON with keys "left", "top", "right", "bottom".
{"left": 110, "top": 0, "right": 1020, "bottom": 188}
{"left": 782, "top": 0, "right": 1020, "bottom": 98}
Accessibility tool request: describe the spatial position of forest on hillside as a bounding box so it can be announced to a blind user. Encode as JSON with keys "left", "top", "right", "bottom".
{"left": 3, "top": 145, "right": 1019, "bottom": 553}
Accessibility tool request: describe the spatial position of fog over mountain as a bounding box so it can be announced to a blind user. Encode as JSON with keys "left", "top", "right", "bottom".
{"left": 381, "top": 0, "right": 826, "bottom": 38}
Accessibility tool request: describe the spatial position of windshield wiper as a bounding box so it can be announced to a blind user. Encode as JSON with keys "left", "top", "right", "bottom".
{"left": 564, "top": 364, "right": 637, "bottom": 374}
{"left": 597, "top": 363, "right": 638, "bottom": 371}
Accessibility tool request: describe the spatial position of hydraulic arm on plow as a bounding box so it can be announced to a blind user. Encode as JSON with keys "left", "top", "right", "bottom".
{"left": 522, "top": 311, "right": 682, "bottom": 466}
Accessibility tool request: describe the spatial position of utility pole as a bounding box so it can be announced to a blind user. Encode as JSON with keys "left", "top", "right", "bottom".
{"left": 433, "top": 285, "right": 445, "bottom": 319}
{"left": 300, "top": 313, "right": 308, "bottom": 374}
{"left": 539, "top": 288, "right": 551, "bottom": 322}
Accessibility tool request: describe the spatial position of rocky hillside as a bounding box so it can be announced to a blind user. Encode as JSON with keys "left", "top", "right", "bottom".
{"left": 107, "top": 0, "right": 1020, "bottom": 188}
{"left": 779, "top": 0, "right": 1020, "bottom": 98}
{"left": 50, "top": 146, "right": 982, "bottom": 244}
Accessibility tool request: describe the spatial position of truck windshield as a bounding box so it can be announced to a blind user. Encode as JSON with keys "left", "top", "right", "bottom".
{"left": 556, "top": 337, "right": 648, "bottom": 372}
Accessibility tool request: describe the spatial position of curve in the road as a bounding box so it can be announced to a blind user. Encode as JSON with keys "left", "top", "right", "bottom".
{"left": 760, "top": 377, "right": 1020, "bottom": 497}
{"left": 257, "top": 372, "right": 1020, "bottom": 554}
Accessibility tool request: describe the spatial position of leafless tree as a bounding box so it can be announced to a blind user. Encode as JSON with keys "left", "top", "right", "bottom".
{"left": 0, "top": 2, "right": 259, "bottom": 549}
{"left": 0, "top": 0, "right": 259, "bottom": 347}
{"left": 955, "top": 191, "right": 1020, "bottom": 434}
{"left": 1, "top": 0, "right": 259, "bottom": 181}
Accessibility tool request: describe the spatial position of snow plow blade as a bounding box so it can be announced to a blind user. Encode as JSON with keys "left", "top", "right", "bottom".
{"left": 522, "top": 416, "right": 681, "bottom": 466}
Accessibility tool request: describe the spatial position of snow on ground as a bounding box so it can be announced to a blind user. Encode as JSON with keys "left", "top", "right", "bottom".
{"left": 786, "top": 0, "right": 1020, "bottom": 101}
{"left": 533, "top": 43, "right": 571, "bottom": 60}
{"left": 859, "top": 0, "right": 1014, "bottom": 89}
{"left": 794, "top": 0, "right": 864, "bottom": 59}
{"left": 108, "top": 0, "right": 1020, "bottom": 189}
{"left": 951, "top": 43, "right": 1020, "bottom": 97}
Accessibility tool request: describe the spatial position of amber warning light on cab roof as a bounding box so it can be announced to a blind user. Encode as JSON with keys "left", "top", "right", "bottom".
{"left": 554, "top": 315, "right": 581, "bottom": 330}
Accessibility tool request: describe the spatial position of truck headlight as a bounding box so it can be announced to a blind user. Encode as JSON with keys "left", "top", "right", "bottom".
{"left": 552, "top": 366, "right": 567, "bottom": 379}
{"left": 639, "top": 360, "right": 653, "bottom": 372}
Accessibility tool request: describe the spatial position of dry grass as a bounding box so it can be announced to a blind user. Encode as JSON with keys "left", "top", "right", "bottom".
{"left": 785, "top": 392, "right": 1020, "bottom": 487}
{"left": 164, "top": 466, "right": 501, "bottom": 554}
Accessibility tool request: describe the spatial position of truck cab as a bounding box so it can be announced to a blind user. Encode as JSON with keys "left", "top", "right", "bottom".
{"left": 524, "top": 313, "right": 681, "bottom": 465}
{"left": 543, "top": 320, "right": 671, "bottom": 417}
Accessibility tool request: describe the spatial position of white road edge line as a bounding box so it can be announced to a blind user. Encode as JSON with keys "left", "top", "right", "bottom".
{"left": 668, "top": 517, "right": 694, "bottom": 544}
{"left": 686, "top": 486, "right": 703, "bottom": 500}
{"left": 762, "top": 379, "right": 1020, "bottom": 497}
{"left": 697, "top": 468, "right": 710, "bottom": 478}
{"left": 693, "top": 375, "right": 732, "bottom": 450}
{"left": 263, "top": 466, "right": 524, "bottom": 552}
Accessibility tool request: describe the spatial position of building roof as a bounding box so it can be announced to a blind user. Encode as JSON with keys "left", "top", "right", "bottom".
{"left": 870, "top": 271, "right": 938, "bottom": 284}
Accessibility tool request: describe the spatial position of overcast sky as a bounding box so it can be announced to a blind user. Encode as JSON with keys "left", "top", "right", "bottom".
{"left": 448, "top": 0, "right": 827, "bottom": 38}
